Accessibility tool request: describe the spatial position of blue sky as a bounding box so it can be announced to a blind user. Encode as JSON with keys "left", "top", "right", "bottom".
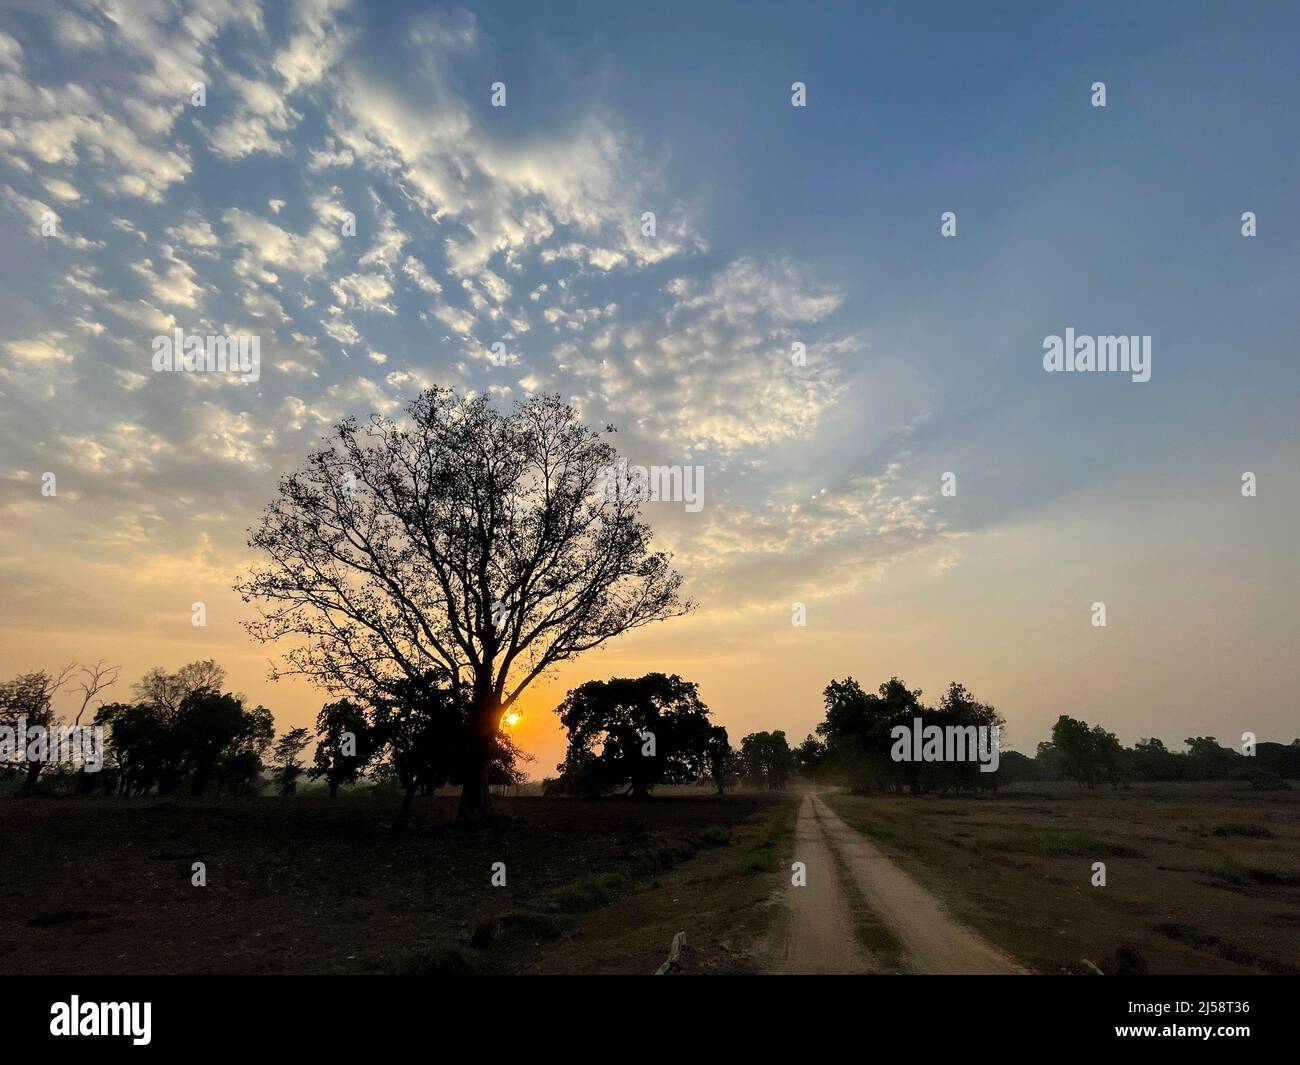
{"left": 1, "top": 1, "right": 1296, "bottom": 766}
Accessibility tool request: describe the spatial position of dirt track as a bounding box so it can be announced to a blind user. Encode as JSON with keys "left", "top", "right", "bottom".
{"left": 767, "top": 792, "right": 1026, "bottom": 975}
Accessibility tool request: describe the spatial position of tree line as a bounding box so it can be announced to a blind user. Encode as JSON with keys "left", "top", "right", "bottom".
{"left": 800, "top": 675, "right": 1298, "bottom": 793}
{"left": 1, "top": 659, "right": 800, "bottom": 809}
{"left": 545, "top": 672, "right": 796, "bottom": 797}
{"left": 0, "top": 660, "right": 525, "bottom": 819}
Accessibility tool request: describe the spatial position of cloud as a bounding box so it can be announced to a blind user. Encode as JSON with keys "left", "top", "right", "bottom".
{"left": 5, "top": 334, "right": 73, "bottom": 365}
{"left": 566, "top": 257, "right": 849, "bottom": 455}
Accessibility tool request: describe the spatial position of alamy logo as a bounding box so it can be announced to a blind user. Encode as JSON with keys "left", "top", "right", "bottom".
{"left": 1042, "top": 328, "right": 1150, "bottom": 383}
{"left": 598, "top": 460, "right": 704, "bottom": 513}
{"left": 50, "top": 997, "right": 151, "bottom": 1045}
{"left": 151, "top": 328, "right": 261, "bottom": 382}
{"left": 0, "top": 718, "right": 103, "bottom": 771}
{"left": 890, "top": 718, "right": 1001, "bottom": 773}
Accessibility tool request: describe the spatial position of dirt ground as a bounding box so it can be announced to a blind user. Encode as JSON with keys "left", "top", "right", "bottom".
{"left": 0, "top": 790, "right": 788, "bottom": 975}
{"left": 526, "top": 792, "right": 799, "bottom": 974}
{"left": 825, "top": 781, "right": 1300, "bottom": 975}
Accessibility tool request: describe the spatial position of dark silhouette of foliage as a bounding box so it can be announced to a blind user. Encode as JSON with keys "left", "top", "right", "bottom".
{"left": 813, "top": 677, "right": 1004, "bottom": 794}
{"left": 237, "top": 388, "right": 689, "bottom": 820}
{"left": 739, "top": 730, "right": 796, "bottom": 789}
{"left": 91, "top": 662, "right": 274, "bottom": 796}
{"left": 704, "top": 725, "right": 735, "bottom": 794}
{"left": 794, "top": 734, "right": 827, "bottom": 780}
{"left": 555, "top": 673, "right": 713, "bottom": 799}
{"left": 269, "top": 727, "right": 312, "bottom": 796}
{"left": 1052, "top": 715, "right": 1124, "bottom": 789}
{"left": 1, "top": 667, "right": 73, "bottom": 794}
{"left": 309, "top": 699, "right": 377, "bottom": 797}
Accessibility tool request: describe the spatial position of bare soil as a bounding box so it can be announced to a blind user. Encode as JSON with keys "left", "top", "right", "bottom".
{"left": 0, "top": 790, "right": 786, "bottom": 975}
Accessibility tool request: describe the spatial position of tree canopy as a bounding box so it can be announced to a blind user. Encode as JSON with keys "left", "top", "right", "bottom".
{"left": 238, "top": 387, "right": 689, "bottom": 817}
{"left": 555, "top": 673, "right": 714, "bottom": 799}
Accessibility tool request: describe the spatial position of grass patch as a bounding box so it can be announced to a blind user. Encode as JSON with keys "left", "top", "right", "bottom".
{"left": 1203, "top": 857, "right": 1300, "bottom": 888}
{"left": 374, "top": 937, "right": 485, "bottom": 975}
{"left": 1212, "top": 823, "right": 1274, "bottom": 839}
{"left": 743, "top": 795, "right": 797, "bottom": 873}
{"left": 1155, "top": 922, "right": 1299, "bottom": 975}
{"left": 985, "top": 826, "right": 1143, "bottom": 859}
{"left": 698, "top": 824, "right": 732, "bottom": 848}
{"left": 547, "top": 871, "right": 634, "bottom": 914}
{"left": 469, "top": 911, "right": 567, "bottom": 947}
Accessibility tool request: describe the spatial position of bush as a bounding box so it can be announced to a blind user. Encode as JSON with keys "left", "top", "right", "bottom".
{"left": 1102, "top": 943, "right": 1150, "bottom": 975}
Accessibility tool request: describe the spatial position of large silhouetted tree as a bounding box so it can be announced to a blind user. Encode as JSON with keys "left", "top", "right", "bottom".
{"left": 237, "top": 388, "right": 689, "bottom": 819}
{"left": 556, "top": 674, "right": 714, "bottom": 799}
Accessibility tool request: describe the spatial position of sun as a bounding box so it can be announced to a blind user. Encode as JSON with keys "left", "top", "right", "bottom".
{"left": 504, "top": 712, "right": 521, "bottom": 728}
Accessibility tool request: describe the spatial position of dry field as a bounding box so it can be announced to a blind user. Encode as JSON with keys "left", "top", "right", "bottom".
{"left": 0, "top": 790, "right": 791, "bottom": 975}
{"left": 826, "top": 780, "right": 1300, "bottom": 974}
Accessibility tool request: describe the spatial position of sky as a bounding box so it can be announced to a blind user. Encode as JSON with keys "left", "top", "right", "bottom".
{"left": 1, "top": 0, "right": 1297, "bottom": 778}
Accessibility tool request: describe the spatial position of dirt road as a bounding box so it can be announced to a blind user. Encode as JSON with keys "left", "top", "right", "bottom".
{"left": 766, "top": 792, "right": 1026, "bottom": 974}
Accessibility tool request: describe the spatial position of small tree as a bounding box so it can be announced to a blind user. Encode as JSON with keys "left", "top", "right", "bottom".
{"left": 373, "top": 672, "right": 466, "bottom": 822}
{"left": 269, "top": 728, "right": 312, "bottom": 796}
{"left": 1, "top": 667, "right": 74, "bottom": 794}
{"left": 705, "top": 725, "right": 734, "bottom": 795}
{"left": 218, "top": 704, "right": 275, "bottom": 795}
{"left": 794, "top": 734, "right": 827, "bottom": 781}
{"left": 739, "top": 730, "right": 796, "bottom": 790}
{"left": 309, "top": 699, "right": 376, "bottom": 797}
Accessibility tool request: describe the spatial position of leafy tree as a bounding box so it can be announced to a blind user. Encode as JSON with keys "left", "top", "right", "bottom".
{"left": 556, "top": 674, "right": 713, "bottom": 799}
{"left": 94, "top": 701, "right": 179, "bottom": 795}
{"left": 815, "top": 676, "right": 925, "bottom": 791}
{"left": 794, "top": 734, "right": 827, "bottom": 781}
{"left": 1, "top": 667, "right": 73, "bottom": 794}
{"left": 238, "top": 388, "right": 688, "bottom": 819}
{"left": 739, "top": 730, "right": 796, "bottom": 790}
{"left": 1051, "top": 715, "right": 1123, "bottom": 788}
{"left": 927, "top": 681, "right": 1005, "bottom": 793}
{"left": 218, "top": 704, "right": 275, "bottom": 795}
{"left": 1034, "top": 740, "right": 1061, "bottom": 779}
{"left": 1090, "top": 724, "right": 1125, "bottom": 787}
{"left": 309, "top": 699, "right": 376, "bottom": 797}
{"left": 175, "top": 690, "right": 251, "bottom": 796}
{"left": 1184, "top": 736, "right": 1239, "bottom": 781}
{"left": 269, "top": 727, "right": 312, "bottom": 796}
{"left": 1131, "top": 737, "right": 1183, "bottom": 782}
{"left": 1051, "top": 715, "right": 1098, "bottom": 787}
{"left": 705, "top": 725, "right": 734, "bottom": 795}
{"left": 93, "top": 662, "right": 272, "bottom": 796}
{"left": 372, "top": 672, "right": 468, "bottom": 820}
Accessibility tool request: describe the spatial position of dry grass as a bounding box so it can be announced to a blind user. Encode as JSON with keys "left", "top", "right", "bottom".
{"left": 825, "top": 780, "right": 1300, "bottom": 974}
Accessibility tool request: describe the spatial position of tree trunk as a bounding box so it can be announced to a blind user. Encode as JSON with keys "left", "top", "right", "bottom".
{"left": 20, "top": 760, "right": 43, "bottom": 795}
{"left": 395, "top": 782, "right": 416, "bottom": 830}
{"left": 457, "top": 690, "right": 499, "bottom": 821}
{"left": 329, "top": 781, "right": 339, "bottom": 798}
